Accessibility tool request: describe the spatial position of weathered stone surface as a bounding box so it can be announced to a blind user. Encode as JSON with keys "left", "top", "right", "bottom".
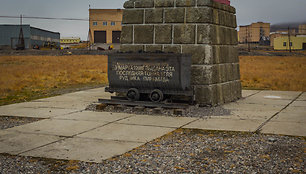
{"left": 222, "top": 82, "right": 232, "bottom": 103}
{"left": 213, "top": 9, "right": 219, "bottom": 24}
{"left": 217, "top": 83, "right": 224, "bottom": 104}
{"left": 145, "top": 45, "right": 162, "bottom": 52}
{"left": 120, "top": 45, "right": 144, "bottom": 53}
{"left": 134, "top": 25, "right": 154, "bottom": 44}
{"left": 165, "top": 8, "right": 185, "bottom": 23}
{"left": 229, "top": 46, "right": 239, "bottom": 63}
{"left": 145, "top": 9, "right": 163, "bottom": 23}
{"left": 226, "top": 63, "right": 234, "bottom": 81}
{"left": 176, "top": 0, "right": 196, "bottom": 7}
{"left": 123, "top": 0, "right": 136, "bottom": 8}
{"left": 232, "top": 63, "right": 240, "bottom": 80}
{"left": 155, "top": 25, "right": 172, "bottom": 44}
{"left": 123, "top": 9, "right": 144, "bottom": 24}
{"left": 231, "top": 29, "right": 238, "bottom": 45}
{"left": 194, "top": 85, "right": 218, "bottom": 106}
{"left": 120, "top": 26, "right": 133, "bottom": 44}
{"left": 220, "top": 46, "right": 229, "bottom": 63}
{"left": 218, "top": 64, "right": 226, "bottom": 83}
{"left": 197, "top": 24, "right": 217, "bottom": 44}
{"left": 120, "top": 0, "right": 241, "bottom": 105}
{"left": 218, "top": 10, "right": 225, "bottom": 27}
{"left": 182, "top": 45, "right": 214, "bottom": 64}
{"left": 135, "top": 0, "right": 154, "bottom": 8}
{"left": 174, "top": 25, "right": 195, "bottom": 44}
{"left": 197, "top": 0, "right": 213, "bottom": 7}
{"left": 191, "top": 65, "right": 219, "bottom": 85}
{"left": 186, "top": 7, "right": 213, "bottom": 23}
{"left": 154, "top": 0, "right": 174, "bottom": 7}
{"left": 164, "top": 45, "right": 181, "bottom": 53}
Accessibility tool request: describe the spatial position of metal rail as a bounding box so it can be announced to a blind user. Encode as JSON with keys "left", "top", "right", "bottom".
{"left": 98, "top": 98, "right": 190, "bottom": 109}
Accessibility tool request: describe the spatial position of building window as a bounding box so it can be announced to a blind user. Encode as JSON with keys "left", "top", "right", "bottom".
{"left": 283, "top": 42, "right": 286, "bottom": 46}
{"left": 103, "top": 21, "right": 107, "bottom": 26}
{"left": 93, "top": 22, "right": 97, "bottom": 26}
{"left": 111, "top": 21, "right": 115, "bottom": 26}
{"left": 290, "top": 42, "right": 293, "bottom": 46}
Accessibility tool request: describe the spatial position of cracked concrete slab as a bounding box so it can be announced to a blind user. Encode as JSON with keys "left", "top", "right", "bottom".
{"left": 296, "top": 92, "right": 306, "bottom": 101}
{"left": 222, "top": 103, "right": 284, "bottom": 112}
{"left": 211, "top": 110, "right": 278, "bottom": 120}
{"left": 255, "top": 91, "right": 302, "bottom": 100}
{"left": 6, "top": 119, "right": 107, "bottom": 137}
{"left": 289, "top": 101, "right": 306, "bottom": 107}
{"left": 117, "top": 115, "right": 197, "bottom": 128}
{"left": 237, "top": 96, "right": 292, "bottom": 106}
{"left": 77, "top": 123, "right": 175, "bottom": 143}
{"left": 0, "top": 107, "right": 78, "bottom": 118}
{"left": 183, "top": 118, "right": 264, "bottom": 132}
{"left": 0, "top": 130, "right": 62, "bottom": 155}
{"left": 260, "top": 121, "right": 306, "bottom": 137}
{"left": 54, "top": 111, "right": 134, "bottom": 123}
{"left": 271, "top": 111, "right": 306, "bottom": 123}
{"left": 20, "top": 137, "right": 143, "bottom": 163}
{"left": 242, "top": 90, "right": 261, "bottom": 98}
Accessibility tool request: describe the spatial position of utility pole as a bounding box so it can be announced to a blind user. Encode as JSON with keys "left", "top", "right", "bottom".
{"left": 288, "top": 27, "right": 292, "bottom": 52}
{"left": 246, "top": 26, "right": 250, "bottom": 52}
{"left": 17, "top": 14, "right": 25, "bottom": 50}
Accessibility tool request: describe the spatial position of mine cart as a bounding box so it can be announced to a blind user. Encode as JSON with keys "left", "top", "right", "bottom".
{"left": 105, "top": 53, "right": 193, "bottom": 102}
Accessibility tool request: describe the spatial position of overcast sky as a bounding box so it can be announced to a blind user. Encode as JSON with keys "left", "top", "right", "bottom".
{"left": 0, "top": 0, "right": 305, "bottom": 40}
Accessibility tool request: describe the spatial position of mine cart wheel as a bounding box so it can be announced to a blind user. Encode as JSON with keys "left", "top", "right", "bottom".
{"left": 126, "top": 88, "right": 140, "bottom": 101}
{"left": 149, "top": 89, "right": 164, "bottom": 102}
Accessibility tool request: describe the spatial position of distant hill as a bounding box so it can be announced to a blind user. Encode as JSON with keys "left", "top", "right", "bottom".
{"left": 271, "top": 22, "right": 306, "bottom": 32}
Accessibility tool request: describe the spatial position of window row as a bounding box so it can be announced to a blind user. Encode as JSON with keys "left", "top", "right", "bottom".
{"left": 93, "top": 21, "right": 119, "bottom": 26}
{"left": 283, "top": 42, "right": 293, "bottom": 47}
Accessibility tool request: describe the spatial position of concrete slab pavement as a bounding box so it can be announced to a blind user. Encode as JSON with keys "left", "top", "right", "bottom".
{"left": 77, "top": 123, "right": 175, "bottom": 143}
{"left": 54, "top": 111, "right": 134, "bottom": 123}
{"left": 0, "top": 107, "right": 78, "bottom": 118}
{"left": 117, "top": 115, "right": 197, "bottom": 128}
{"left": 183, "top": 118, "right": 264, "bottom": 132}
{"left": 6, "top": 119, "right": 107, "bottom": 137}
{"left": 0, "top": 130, "right": 62, "bottom": 155}
{"left": 20, "top": 137, "right": 143, "bottom": 162}
{"left": 0, "top": 88, "right": 305, "bottom": 163}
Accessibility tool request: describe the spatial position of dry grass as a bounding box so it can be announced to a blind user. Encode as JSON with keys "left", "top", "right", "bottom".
{"left": 239, "top": 56, "right": 306, "bottom": 91}
{"left": 0, "top": 55, "right": 108, "bottom": 105}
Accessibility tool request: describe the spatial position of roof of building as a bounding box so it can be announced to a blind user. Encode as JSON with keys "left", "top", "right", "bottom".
{"left": 0, "top": 24, "right": 60, "bottom": 34}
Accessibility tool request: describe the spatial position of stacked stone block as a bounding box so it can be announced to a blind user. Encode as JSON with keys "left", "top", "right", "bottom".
{"left": 120, "top": 0, "right": 242, "bottom": 106}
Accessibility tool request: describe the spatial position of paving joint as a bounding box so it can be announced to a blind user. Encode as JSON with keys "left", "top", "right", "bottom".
{"left": 17, "top": 137, "right": 66, "bottom": 155}
{"left": 254, "top": 91, "right": 304, "bottom": 133}
{"left": 114, "top": 122, "right": 187, "bottom": 129}
{"left": 243, "top": 90, "right": 262, "bottom": 98}
{"left": 66, "top": 115, "right": 135, "bottom": 138}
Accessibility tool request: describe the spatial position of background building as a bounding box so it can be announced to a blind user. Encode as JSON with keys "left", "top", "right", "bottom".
{"left": 89, "top": 9, "right": 123, "bottom": 44}
{"left": 298, "top": 24, "right": 306, "bottom": 35}
{"left": 60, "top": 37, "right": 80, "bottom": 44}
{"left": 239, "top": 22, "right": 270, "bottom": 45}
{"left": 274, "top": 36, "right": 306, "bottom": 50}
{"left": 0, "top": 24, "right": 60, "bottom": 49}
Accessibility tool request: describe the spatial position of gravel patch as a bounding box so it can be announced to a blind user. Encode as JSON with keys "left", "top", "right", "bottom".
{"left": 87, "top": 104, "right": 231, "bottom": 118}
{"left": 0, "top": 116, "right": 43, "bottom": 130}
{"left": 1, "top": 129, "right": 304, "bottom": 173}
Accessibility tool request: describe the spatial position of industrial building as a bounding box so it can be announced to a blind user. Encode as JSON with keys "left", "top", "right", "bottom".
{"left": 0, "top": 24, "right": 60, "bottom": 49}
{"left": 298, "top": 24, "right": 306, "bottom": 35}
{"left": 60, "top": 37, "right": 80, "bottom": 44}
{"left": 238, "top": 22, "right": 270, "bottom": 45}
{"left": 89, "top": 9, "right": 123, "bottom": 44}
{"left": 274, "top": 36, "right": 306, "bottom": 50}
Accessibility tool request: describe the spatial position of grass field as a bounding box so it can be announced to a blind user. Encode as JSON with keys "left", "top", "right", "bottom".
{"left": 0, "top": 55, "right": 108, "bottom": 105}
{"left": 239, "top": 56, "right": 306, "bottom": 91}
{"left": 0, "top": 54, "right": 305, "bottom": 106}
